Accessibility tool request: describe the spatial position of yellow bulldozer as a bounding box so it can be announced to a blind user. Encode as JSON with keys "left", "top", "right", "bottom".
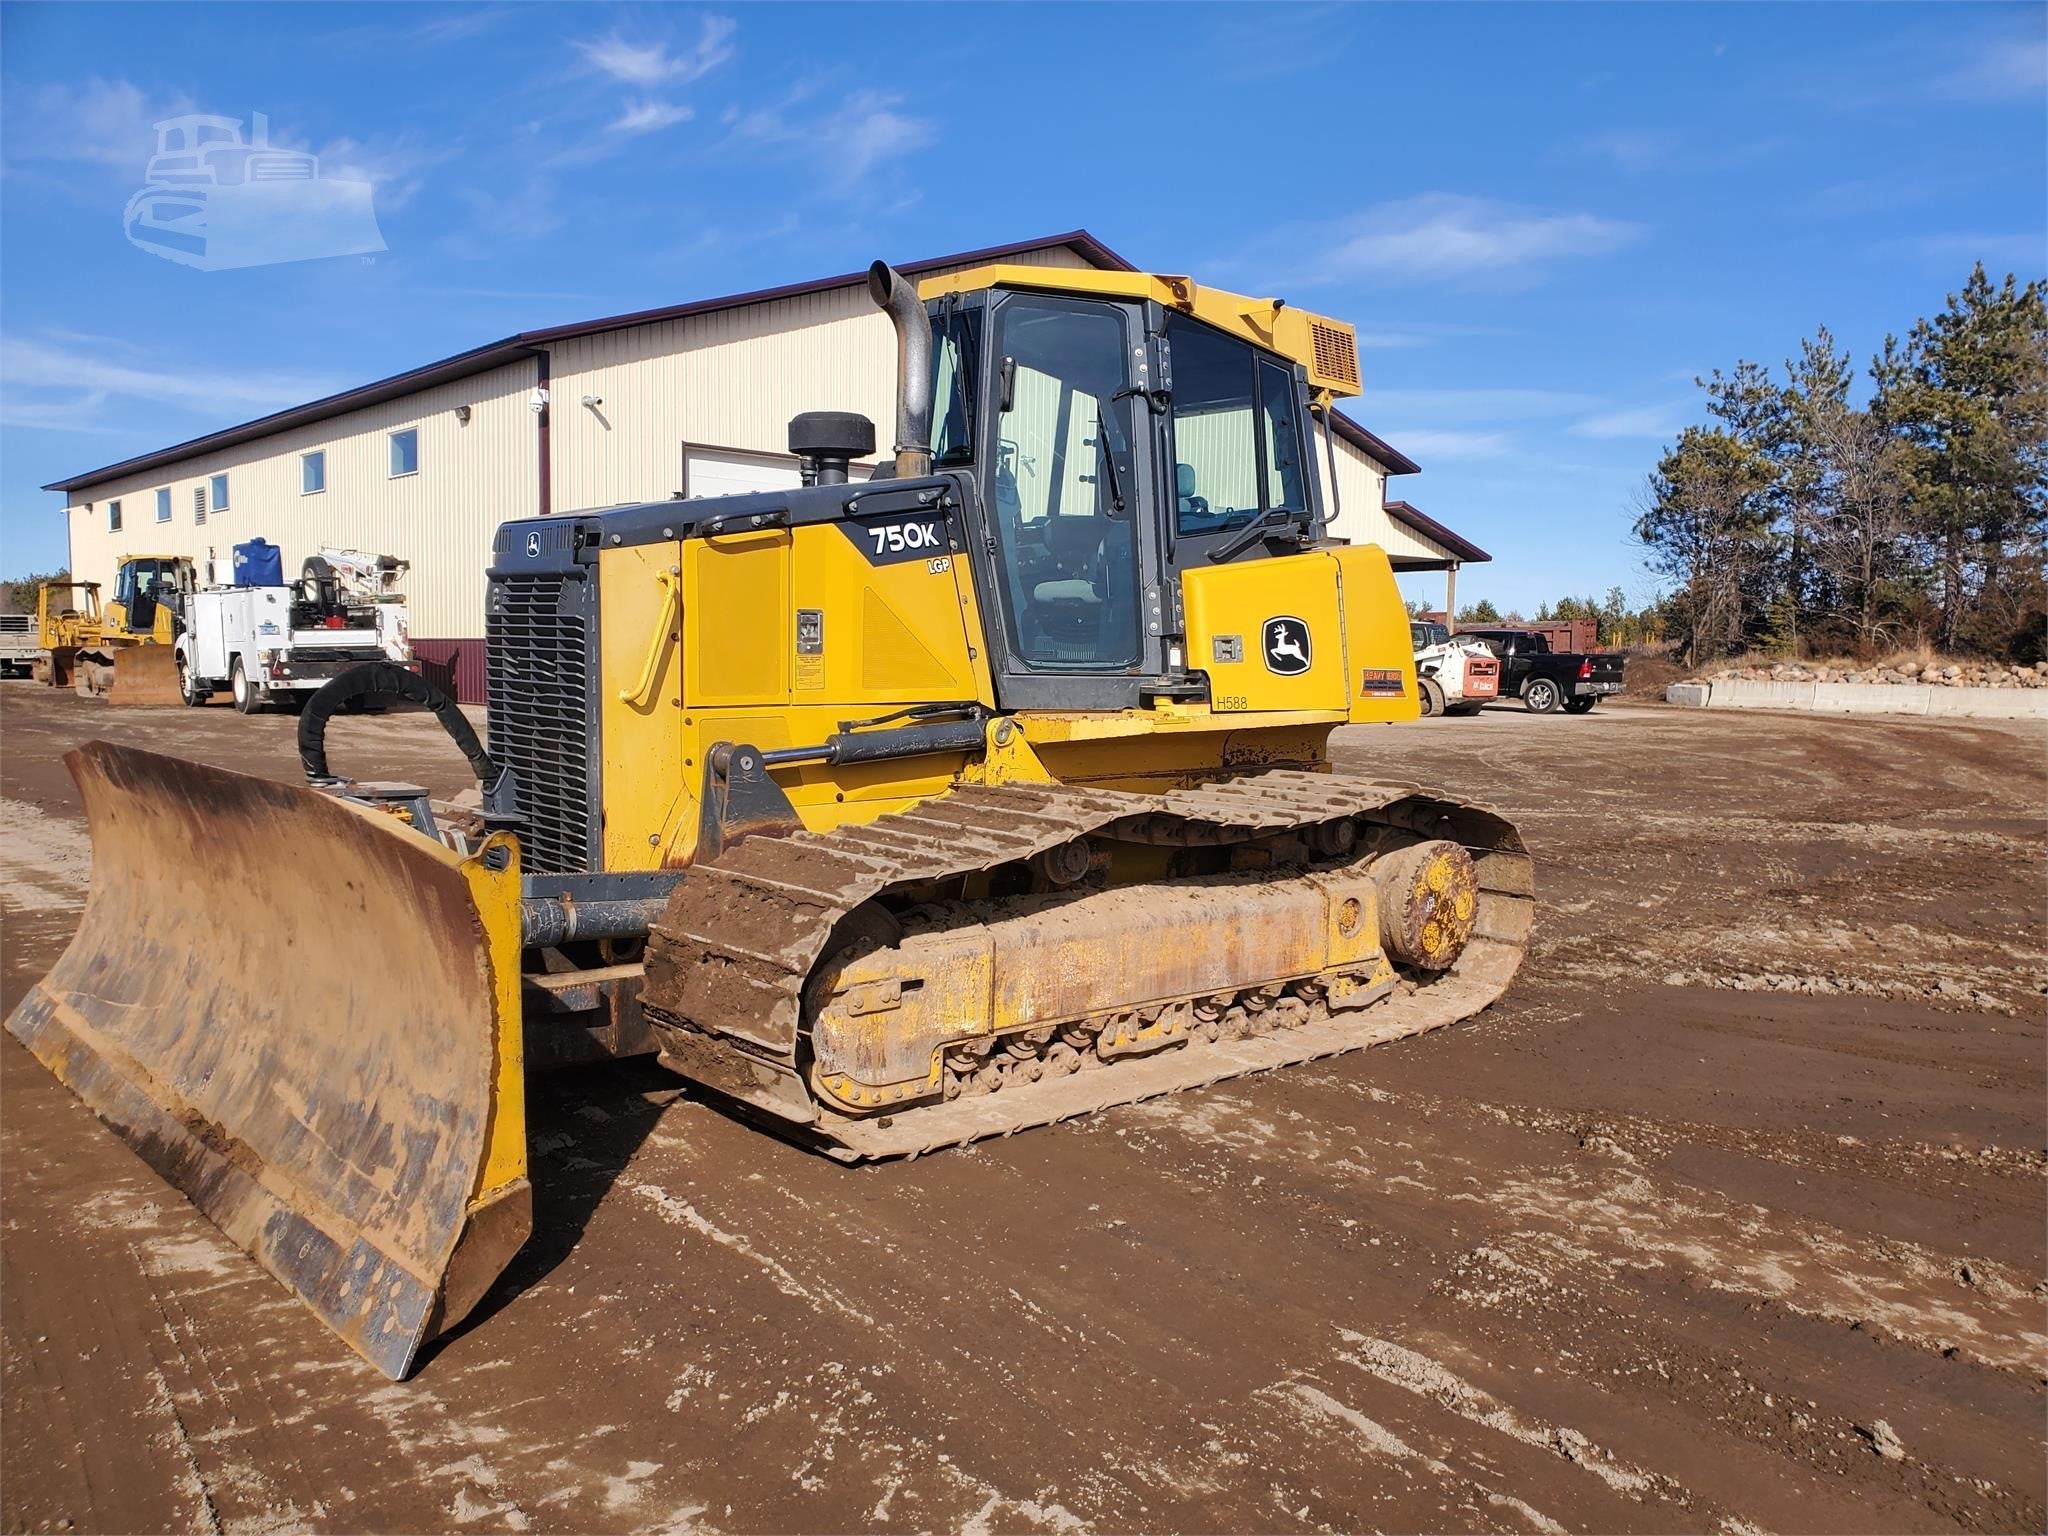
{"left": 30, "top": 554, "right": 192, "bottom": 704}
{"left": 8, "top": 262, "right": 1533, "bottom": 1378}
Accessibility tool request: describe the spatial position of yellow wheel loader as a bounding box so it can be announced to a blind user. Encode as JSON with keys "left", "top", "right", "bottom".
{"left": 28, "top": 555, "right": 192, "bottom": 703}
{"left": 9, "top": 262, "right": 1533, "bottom": 1379}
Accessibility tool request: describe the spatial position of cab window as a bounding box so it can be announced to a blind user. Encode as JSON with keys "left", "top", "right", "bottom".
{"left": 929, "top": 301, "right": 980, "bottom": 469}
{"left": 1167, "top": 317, "right": 1309, "bottom": 538}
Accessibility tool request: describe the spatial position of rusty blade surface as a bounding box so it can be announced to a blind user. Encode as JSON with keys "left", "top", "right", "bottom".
{"left": 4, "top": 742, "right": 504, "bottom": 1379}
{"left": 103, "top": 645, "right": 183, "bottom": 707}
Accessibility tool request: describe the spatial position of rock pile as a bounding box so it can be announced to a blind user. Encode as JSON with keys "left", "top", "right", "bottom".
{"left": 1705, "top": 660, "right": 2048, "bottom": 689}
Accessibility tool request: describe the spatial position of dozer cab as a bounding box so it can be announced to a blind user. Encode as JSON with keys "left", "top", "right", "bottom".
{"left": 29, "top": 554, "right": 193, "bottom": 702}
{"left": 10, "top": 262, "right": 1533, "bottom": 1378}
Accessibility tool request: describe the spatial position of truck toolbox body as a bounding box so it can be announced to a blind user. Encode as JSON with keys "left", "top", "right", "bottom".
{"left": 177, "top": 583, "right": 412, "bottom": 710}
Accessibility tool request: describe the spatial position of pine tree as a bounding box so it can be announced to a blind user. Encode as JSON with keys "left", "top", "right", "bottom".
{"left": 1633, "top": 427, "right": 1777, "bottom": 665}
{"left": 1873, "top": 265, "right": 2048, "bottom": 652}
{"left": 1778, "top": 328, "right": 1854, "bottom": 645}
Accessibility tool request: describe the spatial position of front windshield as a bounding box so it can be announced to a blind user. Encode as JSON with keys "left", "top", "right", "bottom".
{"left": 988, "top": 295, "right": 1140, "bottom": 670}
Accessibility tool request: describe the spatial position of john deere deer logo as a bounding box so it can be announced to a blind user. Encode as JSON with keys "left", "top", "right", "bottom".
{"left": 1263, "top": 617, "right": 1311, "bottom": 676}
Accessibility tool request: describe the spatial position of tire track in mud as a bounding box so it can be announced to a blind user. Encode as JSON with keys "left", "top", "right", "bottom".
{"left": 4, "top": 689, "right": 2044, "bottom": 1533}
{"left": 0, "top": 796, "right": 90, "bottom": 912}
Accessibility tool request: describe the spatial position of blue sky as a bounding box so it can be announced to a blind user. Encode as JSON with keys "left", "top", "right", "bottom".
{"left": 2, "top": 2, "right": 2042, "bottom": 614}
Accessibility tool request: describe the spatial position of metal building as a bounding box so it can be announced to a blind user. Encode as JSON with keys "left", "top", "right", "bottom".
{"left": 45, "top": 231, "right": 1487, "bottom": 701}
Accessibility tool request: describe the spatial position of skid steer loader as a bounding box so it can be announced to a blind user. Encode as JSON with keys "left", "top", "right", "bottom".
{"left": 9, "top": 261, "right": 1533, "bottom": 1379}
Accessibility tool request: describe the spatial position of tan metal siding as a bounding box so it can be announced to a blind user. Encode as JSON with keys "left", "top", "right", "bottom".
{"left": 64, "top": 360, "right": 538, "bottom": 637}
{"left": 548, "top": 246, "right": 1094, "bottom": 513}
{"left": 1322, "top": 438, "right": 1452, "bottom": 564}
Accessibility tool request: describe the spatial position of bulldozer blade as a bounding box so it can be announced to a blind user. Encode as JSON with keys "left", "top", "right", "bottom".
{"left": 104, "top": 645, "right": 182, "bottom": 706}
{"left": 5, "top": 742, "right": 530, "bottom": 1379}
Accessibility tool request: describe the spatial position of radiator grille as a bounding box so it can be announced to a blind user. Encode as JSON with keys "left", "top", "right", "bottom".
{"left": 487, "top": 574, "right": 593, "bottom": 874}
{"left": 1310, "top": 320, "right": 1361, "bottom": 390}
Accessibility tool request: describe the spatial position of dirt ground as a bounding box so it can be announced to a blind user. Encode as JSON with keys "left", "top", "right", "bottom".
{"left": 2, "top": 684, "right": 2042, "bottom": 1536}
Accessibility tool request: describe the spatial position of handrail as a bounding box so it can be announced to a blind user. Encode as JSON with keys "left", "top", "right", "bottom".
{"left": 617, "top": 568, "right": 680, "bottom": 707}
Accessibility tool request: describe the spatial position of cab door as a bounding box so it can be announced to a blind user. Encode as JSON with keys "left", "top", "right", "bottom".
{"left": 971, "top": 288, "right": 1165, "bottom": 710}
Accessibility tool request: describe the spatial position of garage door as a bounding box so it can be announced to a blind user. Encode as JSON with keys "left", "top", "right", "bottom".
{"left": 682, "top": 447, "right": 871, "bottom": 500}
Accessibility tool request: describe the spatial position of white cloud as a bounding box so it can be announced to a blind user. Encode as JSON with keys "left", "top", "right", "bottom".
{"left": 1931, "top": 23, "right": 2047, "bottom": 100}
{"left": 1318, "top": 194, "right": 1644, "bottom": 285}
{"left": 1233, "top": 194, "right": 1644, "bottom": 291}
{"left": 0, "top": 334, "right": 339, "bottom": 432}
{"left": 1905, "top": 231, "right": 2048, "bottom": 273}
{"left": 1571, "top": 403, "right": 1690, "bottom": 440}
{"left": 729, "top": 88, "right": 935, "bottom": 186}
{"left": 295, "top": 132, "right": 449, "bottom": 212}
{"left": 576, "top": 16, "right": 736, "bottom": 87}
{"left": 609, "top": 99, "right": 694, "bottom": 136}
{"left": 1365, "top": 428, "right": 1514, "bottom": 461}
{"left": 1366, "top": 387, "right": 1601, "bottom": 422}
{"left": 1, "top": 84, "right": 446, "bottom": 213}
{"left": 836, "top": 91, "right": 937, "bottom": 179}
{"left": 1579, "top": 130, "right": 1670, "bottom": 173}
{"left": 3, "top": 78, "right": 193, "bottom": 173}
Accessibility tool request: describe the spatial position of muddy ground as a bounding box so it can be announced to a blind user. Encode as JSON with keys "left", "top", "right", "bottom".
{"left": 1, "top": 684, "right": 2042, "bottom": 1536}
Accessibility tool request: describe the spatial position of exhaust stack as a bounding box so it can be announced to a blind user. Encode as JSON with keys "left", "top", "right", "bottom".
{"left": 867, "top": 261, "right": 932, "bottom": 478}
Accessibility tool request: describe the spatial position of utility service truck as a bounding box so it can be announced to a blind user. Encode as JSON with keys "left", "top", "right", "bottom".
{"left": 175, "top": 540, "right": 414, "bottom": 712}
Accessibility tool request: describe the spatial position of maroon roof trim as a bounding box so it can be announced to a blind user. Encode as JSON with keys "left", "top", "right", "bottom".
{"left": 1383, "top": 499, "right": 1490, "bottom": 563}
{"left": 45, "top": 230, "right": 1135, "bottom": 493}
{"left": 1330, "top": 411, "right": 1421, "bottom": 476}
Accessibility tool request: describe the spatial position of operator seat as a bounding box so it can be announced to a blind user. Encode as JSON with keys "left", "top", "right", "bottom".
{"left": 1176, "top": 462, "right": 1209, "bottom": 525}
{"left": 1033, "top": 515, "right": 1106, "bottom": 608}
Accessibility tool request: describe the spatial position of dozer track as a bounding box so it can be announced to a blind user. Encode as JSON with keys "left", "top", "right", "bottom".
{"left": 642, "top": 771, "right": 1532, "bottom": 1159}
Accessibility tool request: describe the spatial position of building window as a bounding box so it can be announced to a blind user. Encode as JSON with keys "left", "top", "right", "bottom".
{"left": 155, "top": 487, "right": 171, "bottom": 522}
{"left": 389, "top": 427, "right": 419, "bottom": 478}
{"left": 108, "top": 500, "right": 122, "bottom": 532}
{"left": 302, "top": 450, "right": 326, "bottom": 494}
{"left": 210, "top": 473, "right": 229, "bottom": 511}
{"left": 193, "top": 486, "right": 207, "bottom": 524}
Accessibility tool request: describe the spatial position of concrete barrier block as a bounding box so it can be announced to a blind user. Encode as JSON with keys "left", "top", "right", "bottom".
{"left": 1924, "top": 686, "right": 2048, "bottom": 720}
{"left": 1665, "top": 682, "right": 1711, "bottom": 708}
{"left": 1812, "top": 683, "right": 1930, "bottom": 716}
{"left": 1707, "top": 680, "right": 1816, "bottom": 710}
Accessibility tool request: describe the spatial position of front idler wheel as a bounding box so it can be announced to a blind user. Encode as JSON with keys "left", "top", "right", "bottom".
{"left": 1371, "top": 840, "right": 1480, "bottom": 972}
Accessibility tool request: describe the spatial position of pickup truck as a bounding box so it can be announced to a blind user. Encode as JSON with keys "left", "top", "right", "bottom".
{"left": 0, "top": 612, "right": 34, "bottom": 678}
{"left": 1459, "top": 627, "right": 1625, "bottom": 713}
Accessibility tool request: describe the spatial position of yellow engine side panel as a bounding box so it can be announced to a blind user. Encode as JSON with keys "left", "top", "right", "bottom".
{"left": 1181, "top": 553, "right": 1348, "bottom": 713}
{"left": 787, "top": 520, "right": 983, "bottom": 705}
{"left": 684, "top": 530, "right": 789, "bottom": 706}
{"left": 1330, "top": 543, "right": 1421, "bottom": 724}
{"left": 599, "top": 541, "right": 693, "bottom": 871}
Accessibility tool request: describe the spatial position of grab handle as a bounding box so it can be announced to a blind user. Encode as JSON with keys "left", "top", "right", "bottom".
{"left": 617, "top": 569, "right": 680, "bottom": 708}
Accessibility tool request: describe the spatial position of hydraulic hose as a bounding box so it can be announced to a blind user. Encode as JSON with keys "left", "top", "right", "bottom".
{"left": 298, "top": 661, "right": 499, "bottom": 788}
